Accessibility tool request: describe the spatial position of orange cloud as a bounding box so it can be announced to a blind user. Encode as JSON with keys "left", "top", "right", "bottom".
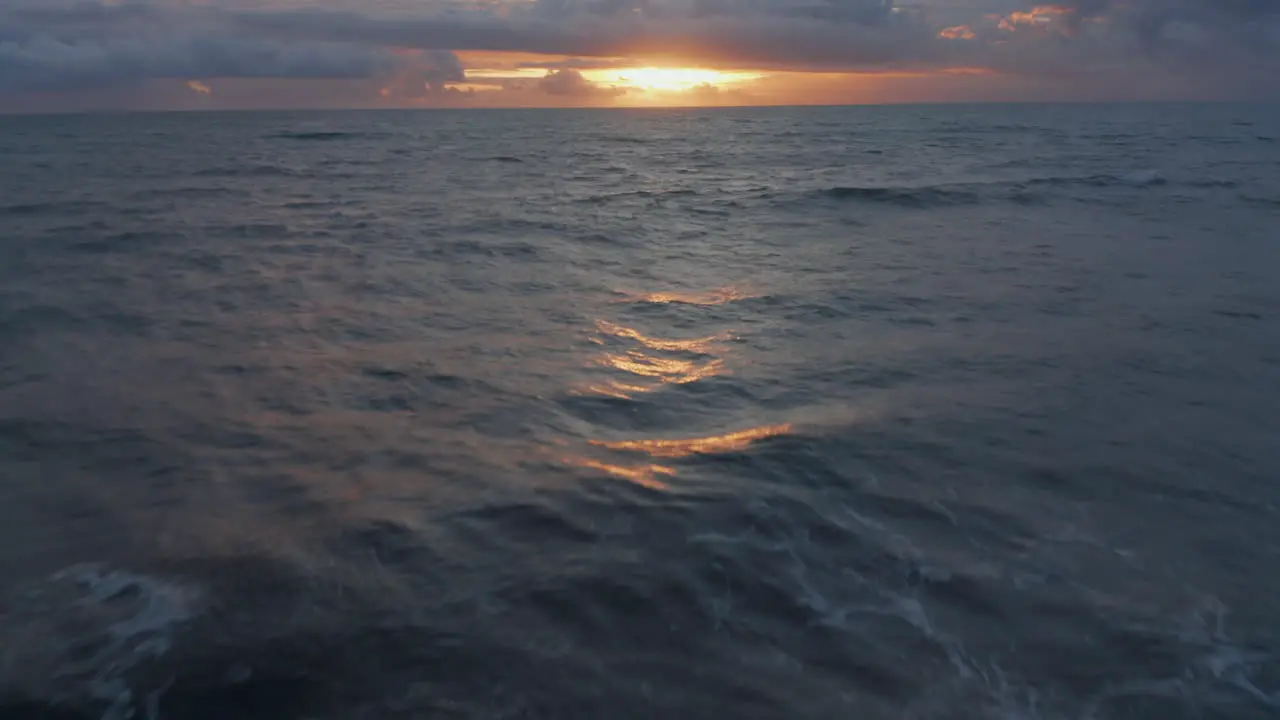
{"left": 999, "top": 5, "right": 1075, "bottom": 32}
{"left": 939, "top": 25, "right": 977, "bottom": 40}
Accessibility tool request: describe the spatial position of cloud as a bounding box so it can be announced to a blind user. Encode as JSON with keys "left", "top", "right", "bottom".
{"left": 681, "top": 80, "right": 751, "bottom": 104}
{"left": 378, "top": 49, "right": 466, "bottom": 98}
{"left": 536, "top": 68, "right": 626, "bottom": 96}
{"left": 0, "top": 3, "right": 405, "bottom": 92}
{"left": 939, "top": 25, "right": 977, "bottom": 40}
{"left": 422, "top": 50, "right": 466, "bottom": 91}
{"left": 519, "top": 0, "right": 897, "bottom": 24}
{"left": 517, "top": 57, "right": 636, "bottom": 70}
{"left": 1, "top": 0, "right": 1278, "bottom": 105}
{"left": 966, "top": 0, "right": 1280, "bottom": 82}
{"left": 185, "top": 79, "right": 211, "bottom": 93}
{"left": 225, "top": 0, "right": 1280, "bottom": 86}
{"left": 226, "top": 7, "right": 937, "bottom": 69}
{"left": 998, "top": 5, "right": 1072, "bottom": 32}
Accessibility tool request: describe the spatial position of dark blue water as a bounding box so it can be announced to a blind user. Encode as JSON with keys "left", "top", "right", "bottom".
{"left": 1, "top": 104, "right": 1279, "bottom": 719}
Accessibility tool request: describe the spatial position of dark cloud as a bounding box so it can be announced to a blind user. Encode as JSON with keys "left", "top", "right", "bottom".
{"left": 228, "top": 8, "right": 943, "bottom": 69}
{"left": 517, "top": 57, "right": 637, "bottom": 70}
{"left": 224, "top": 0, "right": 1280, "bottom": 85}
{"left": 0, "top": 3, "right": 402, "bottom": 92}
{"left": 1101, "top": 0, "right": 1279, "bottom": 55}
{"left": 378, "top": 50, "right": 466, "bottom": 98}
{"left": 536, "top": 68, "right": 627, "bottom": 96}
{"left": 0, "top": 35, "right": 400, "bottom": 92}
{"left": 526, "top": 0, "right": 896, "bottom": 23}
{"left": 985, "top": 0, "right": 1280, "bottom": 81}
{"left": 421, "top": 49, "right": 465, "bottom": 92}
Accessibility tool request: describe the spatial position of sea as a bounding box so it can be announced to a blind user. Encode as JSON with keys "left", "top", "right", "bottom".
{"left": 1, "top": 103, "right": 1278, "bottom": 720}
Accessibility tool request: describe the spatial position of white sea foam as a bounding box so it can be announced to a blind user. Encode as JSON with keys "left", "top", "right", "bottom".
{"left": 61, "top": 564, "right": 197, "bottom": 718}
{"left": 2, "top": 563, "right": 199, "bottom": 720}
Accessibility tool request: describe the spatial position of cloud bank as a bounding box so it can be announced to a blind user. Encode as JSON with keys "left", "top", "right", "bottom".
{"left": 537, "top": 68, "right": 628, "bottom": 97}
{"left": 1, "top": 0, "right": 1278, "bottom": 108}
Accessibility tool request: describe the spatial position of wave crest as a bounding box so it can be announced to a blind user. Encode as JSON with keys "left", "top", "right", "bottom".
{"left": 1, "top": 564, "right": 199, "bottom": 720}
{"left": 807, "top": 170, "right": 1222, "bottom": 209}
{"left": 822, "top": 186, "right": 983, "bottom": 207}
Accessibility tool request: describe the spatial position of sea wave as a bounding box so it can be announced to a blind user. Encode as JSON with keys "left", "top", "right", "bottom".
{"left": 266, "top": 131, "right": 374, "bottom": 142}
{"left": 2, "top": 105, "right": 1278, "bottom": 720}
{"left": 193, "top": 165, "right": 298, "bottom": 178}
{"left": 0, "top": 200, "right": 107, "bottom": 216}
{"left": 820, "top": 186, "right": 984, "bottom": 207}
{"left": 0, "top": 564, "right": 199, "bottom": 720}
{"left": 801, "top": 170, "right": 1242, "bottom": 209}
{"left": 1025, "top": 170, "right": 1167, "bottom": 187}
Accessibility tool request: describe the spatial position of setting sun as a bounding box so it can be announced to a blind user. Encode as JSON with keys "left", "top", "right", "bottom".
{"left": 581, "top": 67, "right": 762, "bottom": 92}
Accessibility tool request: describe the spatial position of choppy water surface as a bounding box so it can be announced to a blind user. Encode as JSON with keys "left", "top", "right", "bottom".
{"left": 1, "top": 104, "right": 1279, "bottom": 719}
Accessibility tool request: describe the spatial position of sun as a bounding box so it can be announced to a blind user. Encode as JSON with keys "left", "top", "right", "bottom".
{"left": 582, "top": 67, "right": 761, "bottom": 93}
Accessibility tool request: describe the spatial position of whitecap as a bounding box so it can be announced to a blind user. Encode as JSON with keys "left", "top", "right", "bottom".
{"left": 1, "top": 563, "right": 200, "bottom": 720}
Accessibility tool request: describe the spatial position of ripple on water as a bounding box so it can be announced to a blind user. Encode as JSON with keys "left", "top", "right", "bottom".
{"left": 2, "top": 106, "right": 1279, "bottom": 719}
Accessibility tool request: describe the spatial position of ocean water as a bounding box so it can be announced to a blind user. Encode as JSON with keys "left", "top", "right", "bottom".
{"left": 1, "top": 103, "right": 1278, "bottom": 719}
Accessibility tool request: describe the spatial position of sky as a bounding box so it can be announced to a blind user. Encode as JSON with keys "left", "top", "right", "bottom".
{"left": 1, "top": 0, "right": 1278, "bottom": 112}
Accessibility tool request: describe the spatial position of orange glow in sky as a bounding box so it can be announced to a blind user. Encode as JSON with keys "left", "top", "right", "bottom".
{"left": 581, "top": 67, "right": 763, "bottom": 93}
{"left": 448, "top": 51, "right": 1009, "bottom": 108}
{"left": 315, "top": 50, "right": 1043, "bottom": 109}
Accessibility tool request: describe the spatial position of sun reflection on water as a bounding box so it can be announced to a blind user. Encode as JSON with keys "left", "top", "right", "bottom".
{"left": 563, "top": 285, "right": 789, "bottom": 489}
{"left": 595, "top": 320, "right": 729, "bottom": 354}
{"left": 615, "top": 286, "right": 753, "bottom": 306}
{"left": 591, "top": 424, "right": 794, "bottom": 458}
{"left": 596, "top": 351, "right": 725, "bottom": 384}
{"left": 561, "top": 456, "right": 677, "bottom": 490}
{"left": 581, "top": 380, "right": 653, "bottom": 400}
{"left": 575, "top": 318, "right": 732, "bottom": 399}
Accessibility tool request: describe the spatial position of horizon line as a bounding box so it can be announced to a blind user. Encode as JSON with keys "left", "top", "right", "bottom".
{"left": 2, "top": 97, "right": 1274, "bottom": 119}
